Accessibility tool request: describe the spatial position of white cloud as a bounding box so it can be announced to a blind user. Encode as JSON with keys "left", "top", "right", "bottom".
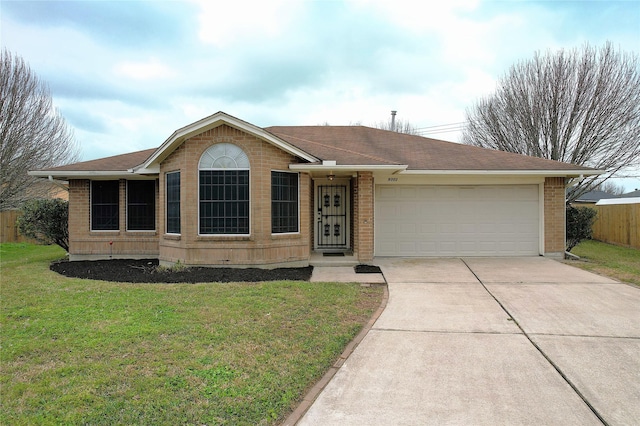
{"left": 2, "top": 0, "right": 637, "bottom": 172}
{"left": 190, "top": 0, "right": 304, "bottom": 47}
{"left": 349, "top": 0, "right": 480, "bottom": 34}
{"left": 113, "top": 59, "right": 175, "bottom": 81}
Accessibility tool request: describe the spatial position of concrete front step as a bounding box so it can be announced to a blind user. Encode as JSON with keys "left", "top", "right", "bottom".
{"left": 310, "top": 266, "right": 386, "bottom": 283}
{"left": 309, "top": 252, "right": 359, "bottom": 267}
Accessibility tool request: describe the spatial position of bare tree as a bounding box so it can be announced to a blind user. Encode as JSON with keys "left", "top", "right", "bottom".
{"left": 0, "top": 49, "right": 80, "bottom": 211}
{"left": 595, "top": 180, "right": 626, "bottom": 196}
{"left": 372, "top": 112, "right": 419, "bottom": 135}
{"left": 373, "top": 119, "right": 419, "bottom": 135}
{"left": 463, "top": 42, "right": 640, "bottom": 203}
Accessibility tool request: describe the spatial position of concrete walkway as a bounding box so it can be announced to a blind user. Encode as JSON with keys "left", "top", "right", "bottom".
{"left": 294, "top": 257, "right": 640, "bottom": 425}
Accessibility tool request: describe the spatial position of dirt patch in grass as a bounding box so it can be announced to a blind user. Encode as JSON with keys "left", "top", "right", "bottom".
{"left": 50, "top": 259, "right": 313, "bottom": 283}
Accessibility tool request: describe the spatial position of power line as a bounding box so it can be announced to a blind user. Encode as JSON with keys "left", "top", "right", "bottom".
{"left": 414, "top": 121, "right": 469, "bottom": 136}
{"left": 415, "top": 121, "right": 467, "bottom": 131}
{"left": 417, "top": 129, "right": 464, "bottom": 136}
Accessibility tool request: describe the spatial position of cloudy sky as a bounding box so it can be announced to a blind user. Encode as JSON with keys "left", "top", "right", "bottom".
{"left": 2, "top": 0, "right": 639, "bottom": 189}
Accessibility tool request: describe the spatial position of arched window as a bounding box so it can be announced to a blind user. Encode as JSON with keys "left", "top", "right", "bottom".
{"left": 199, "top": 144, "right": 250, "bottom": 235}
{"left": 198, "top": 143, "right": 250, "bottom": 169}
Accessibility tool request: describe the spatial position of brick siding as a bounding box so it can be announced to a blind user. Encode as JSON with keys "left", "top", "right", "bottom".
{"left": 68, "top": 125, "right": 311, "bottom": 266}
{"left": 158, "top": 124, "right": 310, "bottom": 267}
{"left": 67, "top": 179, "right": 159, "bottom": 259}
{"left": 544, "top": 176, "right": 566, "bottom": 257}
{"left": 66, "top": 127, "right": 568, "bottom": 263}
{"left": 353, "top": 171, "right": 374, "bottom": 261}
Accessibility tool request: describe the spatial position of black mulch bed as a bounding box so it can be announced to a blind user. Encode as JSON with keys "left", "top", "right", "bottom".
{"left": 50, "top": 259, "right": 313, "bottom": 283}
{"left": 354, "top": 264, "right": 382, "bottom": 274}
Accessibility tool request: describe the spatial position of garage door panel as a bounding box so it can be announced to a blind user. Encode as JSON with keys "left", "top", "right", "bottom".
{"left": 378, "top": 203, "right": 397, "bottom": 218}
{"left": 459, "top": 223, "right": 478, "bottom": 233}
{"left": 418, "top": 223, "right": 436, "bottom": 234}
{"left": 438, "top": 241, "right": 457, "bottom": 255}
{"left": 477, "top": 223, "right": 498, "bottom": 233}
{"left": 416, "top": 186, "right": 437, "bottom": 197}
{"left": 375, "top": 185, "right": 540, "bottom": 257}
{"left": 418, "top": 241, "right": 437, "bottom": 252}
{"left": 479, "top": 241, "right": 498, "bottom": 251}
{"left": 397, "top": 223, "right": 416, "bottom": 234}
{"left": 459, "top": 241, "right": 478, "bottom": 252}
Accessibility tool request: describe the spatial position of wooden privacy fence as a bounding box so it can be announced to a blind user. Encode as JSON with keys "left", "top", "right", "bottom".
{"left": 591, "top": 203, "right": 640, "bottom": 249}
{"left": 0, "top": 210, "right": 36, "bottom": 244}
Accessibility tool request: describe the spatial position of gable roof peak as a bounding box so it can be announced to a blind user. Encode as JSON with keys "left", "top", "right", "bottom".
{"left": 135, "top": 111, "right": 318, "bottom": 172}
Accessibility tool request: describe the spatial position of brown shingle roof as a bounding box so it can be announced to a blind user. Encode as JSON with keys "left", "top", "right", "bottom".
{"left": 34, "top": 123, "right": 596, "bottom": 176}
{"left": 266, "top": 126, "right": 590, "bottom": 171}
{"left": 39, "top": 148, "right": 156, "bottom": 172}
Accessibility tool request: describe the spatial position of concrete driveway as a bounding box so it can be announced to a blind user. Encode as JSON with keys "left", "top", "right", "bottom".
{"left": 295, "top": 257, "right": 640, "bottom": 425}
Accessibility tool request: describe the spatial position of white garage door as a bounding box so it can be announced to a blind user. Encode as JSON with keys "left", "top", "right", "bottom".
{"left": 375, "top": 185, "right": 540, "bottom": 256}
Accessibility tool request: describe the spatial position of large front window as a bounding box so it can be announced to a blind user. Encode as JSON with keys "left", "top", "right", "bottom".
{"left": 199, "top": 170, "right": 249, "bottom": 234}
{"left": 272, "top": 171, "right": 299, "bottom": 233}
{"left": 198, "top": 144, "right": 250, "bottom": 235}
{"left": 91, "top": 180, "right": 119, "bottom": 231}
{"left": 127, "top": 180, "right": 156, "bottom": 231}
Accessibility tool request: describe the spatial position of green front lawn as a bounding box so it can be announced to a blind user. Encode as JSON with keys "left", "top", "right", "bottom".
{"left": 0, "top": 243, "right": 383, "bottom": 425}
{"left": 569, "top": 240, "right": 640, "bottom": 286}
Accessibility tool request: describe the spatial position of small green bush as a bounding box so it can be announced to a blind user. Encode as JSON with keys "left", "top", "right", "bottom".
{"left": 17, "top": 198, "right": 69, "bottom": 251}
{"left": 566, "top": 205, "right": 597, "bottom": 252}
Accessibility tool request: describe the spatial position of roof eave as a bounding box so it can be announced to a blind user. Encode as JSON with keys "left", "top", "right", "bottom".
{"left": 399, "top": 169, "right": 604, "bottom": 177}
{"left": 28, "top": 170, "right": 152, "bottom": 180}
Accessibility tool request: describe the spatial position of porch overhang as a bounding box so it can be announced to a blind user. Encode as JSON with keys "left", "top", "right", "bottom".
{"left": 288, "top": 163, "right": 407, "bottom": 177}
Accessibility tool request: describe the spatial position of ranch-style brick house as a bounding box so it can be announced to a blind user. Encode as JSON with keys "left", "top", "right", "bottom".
{"left": 30, "top": 111, "right": 599, "bottom": 267}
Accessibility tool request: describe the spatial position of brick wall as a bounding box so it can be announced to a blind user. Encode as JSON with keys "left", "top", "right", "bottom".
{"left": 158, "top": 124, "right": 311, "bottom": 267}
{"left": 353, "top": 171, "right": 374, "bottom": 261}
{"left": 544, "top": 177, "right": 566, "bottom": 257}
{"left": 67, "top": 125, "right": 311, "bottom": 266}
{"left": 309, "top": 178, "right": 316, "bottom": 251}
{"left": 350, "top": 176, "right": 356, "bottom": 251}
{"left": 67, "top": 179, "right": 159, "bottom": 260}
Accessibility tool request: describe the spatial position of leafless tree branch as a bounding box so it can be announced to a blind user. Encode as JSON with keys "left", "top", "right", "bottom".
{"left": 0, "top": 49, "right": 80, "bottom": 210}
{"left": 463, "top": 42, "right": 640, "bottom": 203}
{"left": 372, "top": 118, "right": 419, "bottom": 135}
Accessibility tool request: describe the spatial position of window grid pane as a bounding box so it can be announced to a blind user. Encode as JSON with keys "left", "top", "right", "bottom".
{"left": 91, "top": 180, "right": 119, "bottom": 230}
{"left": 272, "top": 172, "right": 298, "bottom": 233}
{"left": 166, "top": 172, "right": 180, "bottom": 234}
{"left": 199, "top": 170, "right": 249, "bottom": 234}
